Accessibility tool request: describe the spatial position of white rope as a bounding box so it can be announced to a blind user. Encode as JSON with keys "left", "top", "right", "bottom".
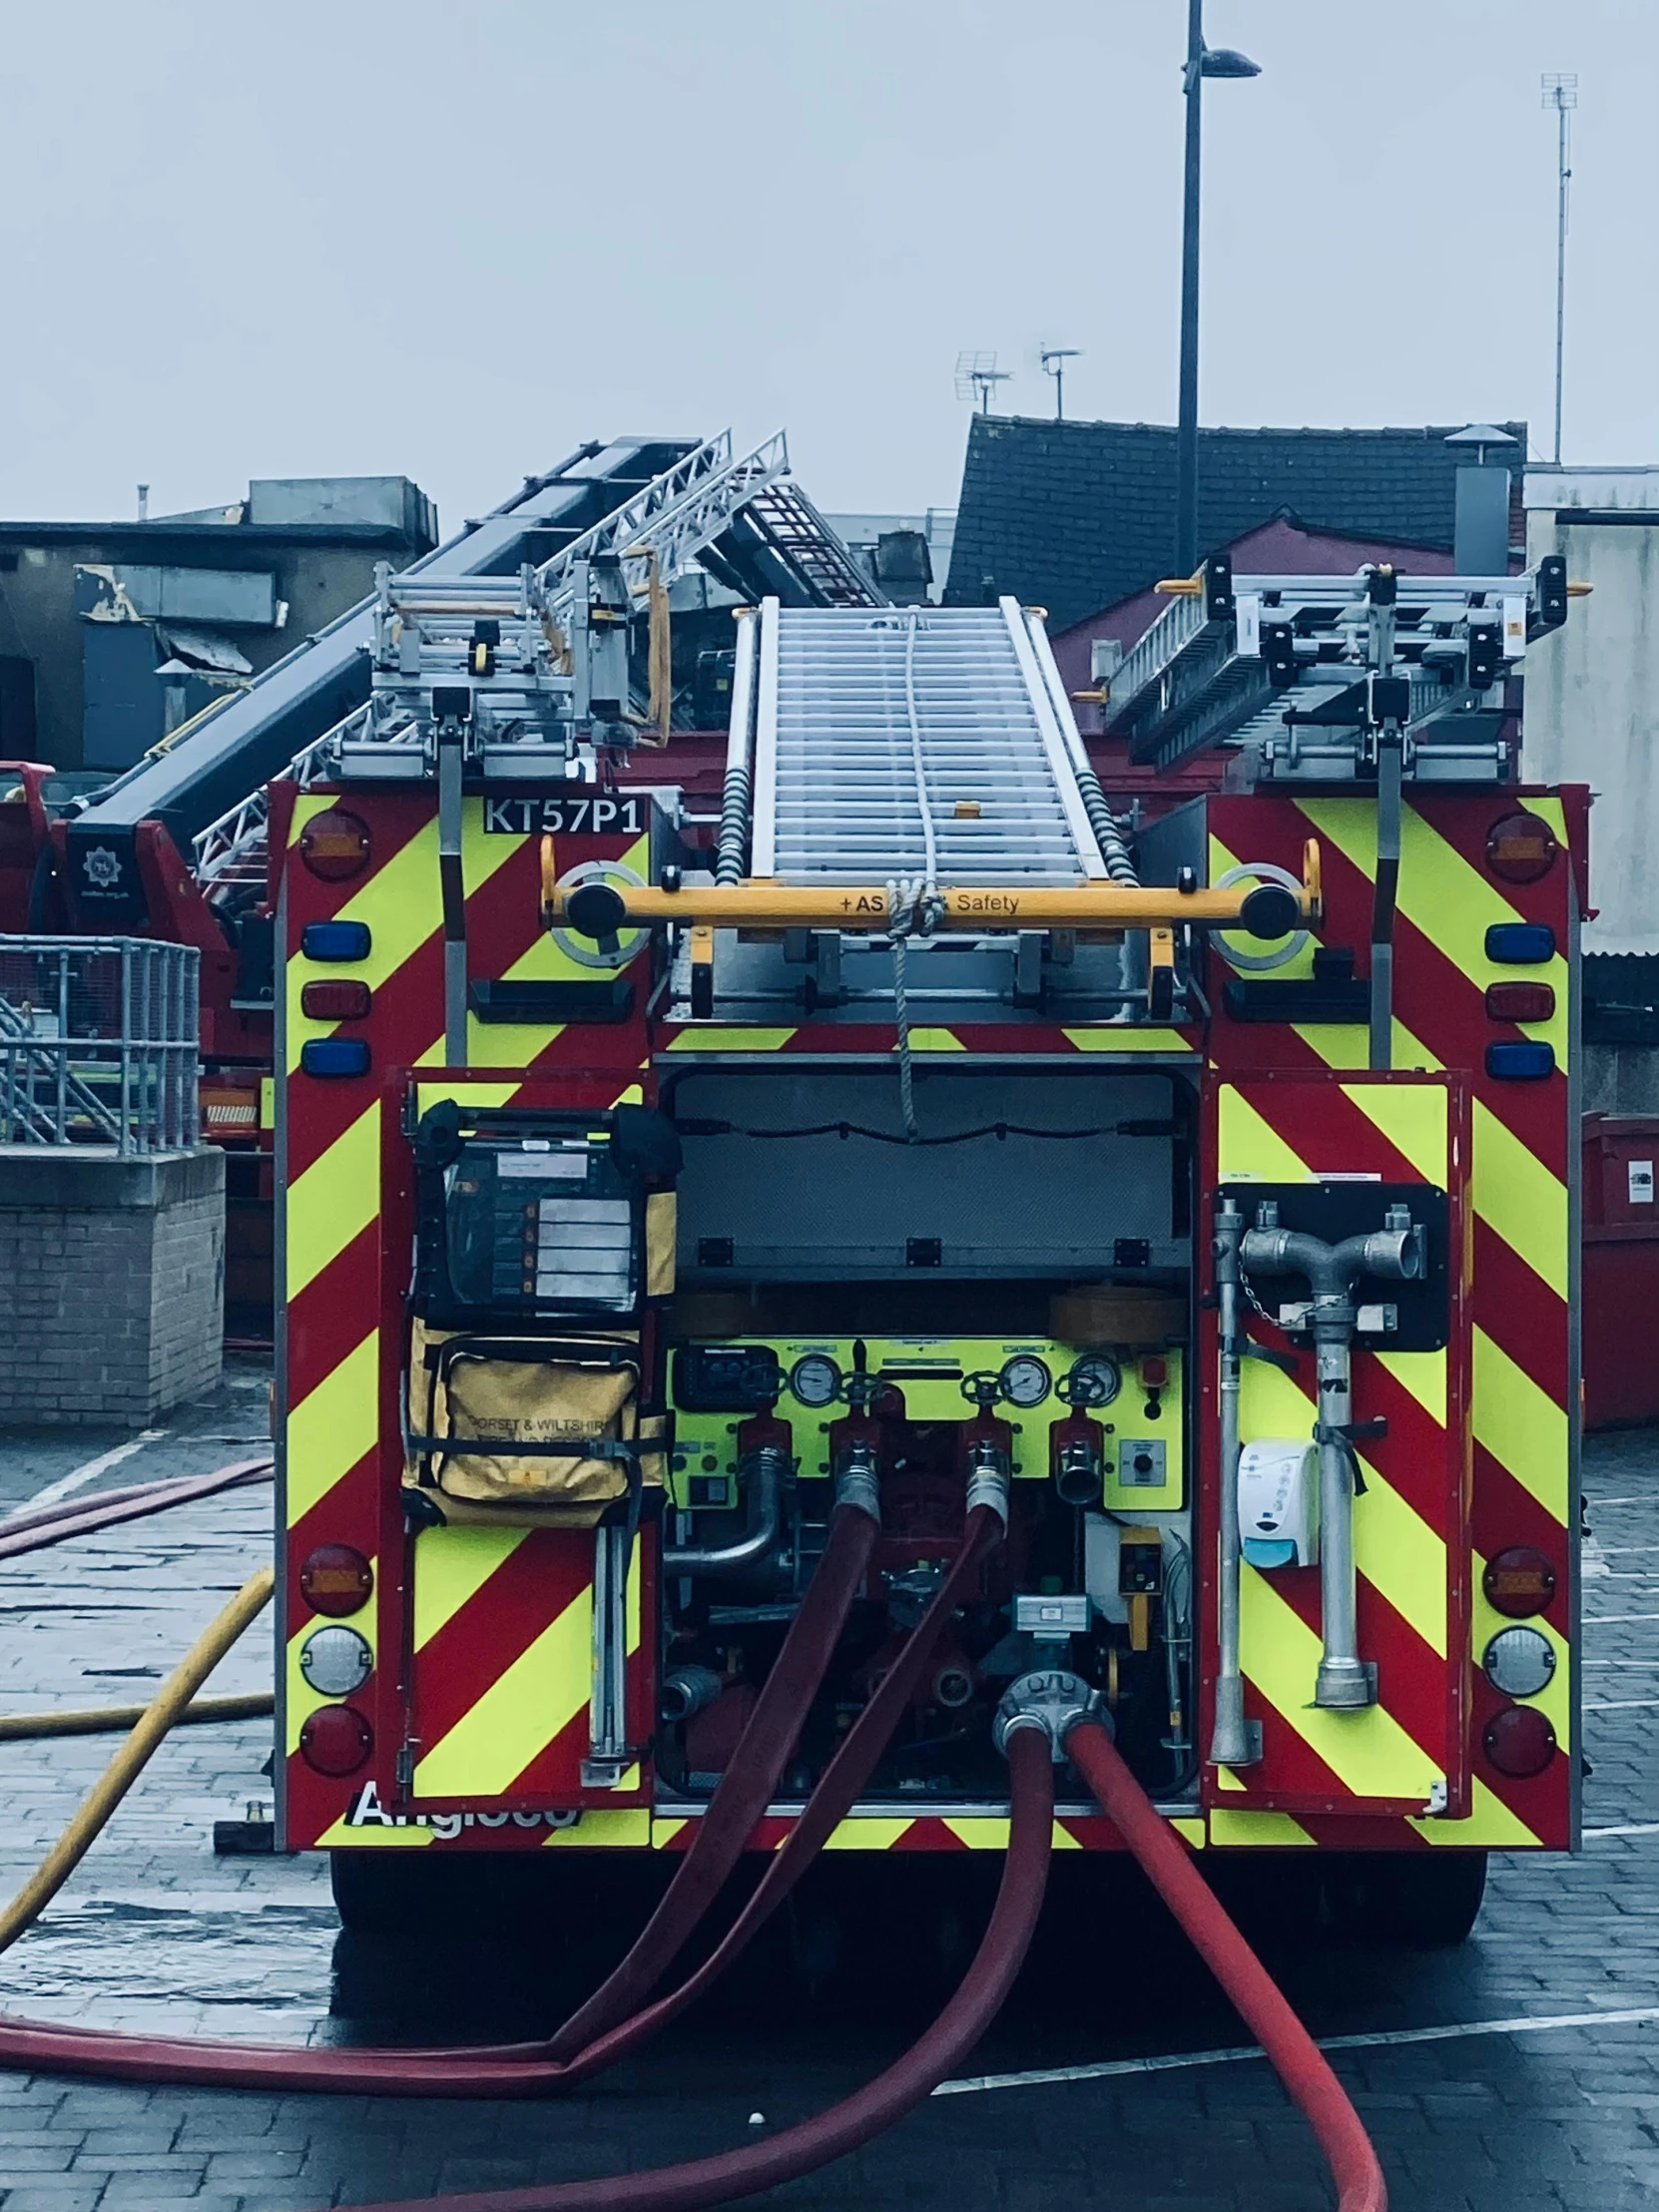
{"left": 885, "top": 617, "right": 945, "bottom": 1145}
{"left": 901, "top": 612, "right": 939, "bottom": 906}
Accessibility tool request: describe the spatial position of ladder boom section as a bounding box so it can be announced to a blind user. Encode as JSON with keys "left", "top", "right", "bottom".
{"left": 1102, "top": 555, "right": 1571, "bottom": 778}
{"left": 751, "top": 600, "right": 1107, "bottom": 887}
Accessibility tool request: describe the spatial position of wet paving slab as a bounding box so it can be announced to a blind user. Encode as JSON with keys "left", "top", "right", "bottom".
{"left": 0, "top": 1388, "right": 1656, "bottom": 2207}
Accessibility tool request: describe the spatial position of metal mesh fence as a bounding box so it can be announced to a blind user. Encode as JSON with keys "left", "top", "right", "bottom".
{"left": 0, "top": 938, "right": 200, "bottom": 1154}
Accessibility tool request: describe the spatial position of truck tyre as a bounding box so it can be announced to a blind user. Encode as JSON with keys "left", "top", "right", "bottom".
{"left": 1324, "top": 1851, "right": 1487, "bottom": 1946}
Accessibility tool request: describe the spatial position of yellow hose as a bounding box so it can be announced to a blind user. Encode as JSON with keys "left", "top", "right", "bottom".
{"left": 0, "top": 1692, "right": 273, "bottom": 1741}
{"left": 0, "top": 1565, "right": 274, "bottom": 1957}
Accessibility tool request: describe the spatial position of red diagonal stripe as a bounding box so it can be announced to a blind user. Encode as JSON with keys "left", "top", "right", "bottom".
{"left": 1209, "top": 801, "right": 1569, "bottom": 1174}
{"left": 1472, "top": 1440, "right": 1571, "bottom": 1638}
{"left": 411, "top": 1529, "right": 593, "bottom": 1761}
{"left": 286, "top": 1221, "right": 380, "bottom": 1400}
{"left": 1472, "top": 1215, "right": 1569, "bottom": 1409}
{"left": 1296, "top": 1814, "right": 1431, "bottom": 1850}
{"left": 1412, "top": 795, "right": 1573, "bottom": 933}
{"left": 1234, "top": 1669, "right": 1356, "bottom": 1803}
{"left": 1233, "top": 1073, "right": 1428, "bottom": 1184}
{"left": 1271, "top": 1567, "right": 1453, "bottom": 1772}
{"left": 284, "top": 1444, "right": 379, "bottom": 1625}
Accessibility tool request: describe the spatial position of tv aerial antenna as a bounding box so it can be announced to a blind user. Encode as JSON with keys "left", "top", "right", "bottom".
{"left": 954, "top": 350, "right": 1012, "bottom": 413}
{"left": 1040, "top": 345, "right": 1082, "bottom": 420}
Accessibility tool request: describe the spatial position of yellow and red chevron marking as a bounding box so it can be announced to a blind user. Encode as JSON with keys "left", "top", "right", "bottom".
{"left": 1207, "top": 1074, "right": 1470, "bottom": 1820}
{"left": 659, "top": 1023, "right": 1199, "bottom": 1057}
{"left": 405, "top": 1523, "right": 647, "bottom": 1809}
{"left": 1205, "top": 793, "right": 1574, "bottom": 1851}
{"left": 279, "top": 789, "right": 656, "bottom": 1850}
{"left": 650, "top": 1815, "right": 1209, "bottom": 1854}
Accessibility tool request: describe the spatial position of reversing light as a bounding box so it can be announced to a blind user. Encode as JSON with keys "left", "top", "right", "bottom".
{"left": 1484, "top": 811, "right": 1558, "bottom": 885}
{"left": 299, "top": 1544, "right": 374, "bottom": 1618}
{"left": 1482, "top": 1705, "right": 1557, "bottom": 1779}
{"left": 1484, "top": 921, "right": 1555, "bottom": 963}
{"left": 1482, "top": 1545, "right": 1557, "bottom": 1618}
{"left": 299, "top": 1624, "right": 373, "bottom": 1696}
{"left": 1482, "top": 1625, "right": 1556, "bottom": 1699}
{"left": 298, "top": 1705, "right": 372, "bottom": 1778}
{"left": 1486, "top": 1041, "right": 1556, "bottom": 1081}
{"left": 300, "top": 1038, "right": 371, "bottom": 1079}
{"left": 300, "top": 979, "right": 372, "bottom": 1021}
{"left": 1484, "top": 982, "right": 1555, "bottom": 1023}
{"left": 299, "top": 808, "right": 371, "bottom": 882}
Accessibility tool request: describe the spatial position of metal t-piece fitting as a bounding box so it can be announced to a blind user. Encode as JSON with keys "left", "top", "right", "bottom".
{"left": 993, "top": 1669, "right": 1104, "bottom": 1761}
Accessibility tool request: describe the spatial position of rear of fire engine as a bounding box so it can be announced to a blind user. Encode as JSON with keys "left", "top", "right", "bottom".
{"left": 276, "top": 548, "right": 1579, "bottom": 1967}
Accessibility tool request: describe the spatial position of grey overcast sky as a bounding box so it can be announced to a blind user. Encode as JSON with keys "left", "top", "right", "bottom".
{"left": 1, "top": 0, "right": 1654, "bottom": 532}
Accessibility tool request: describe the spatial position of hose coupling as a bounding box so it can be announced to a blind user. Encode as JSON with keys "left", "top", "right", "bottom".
{"left": 832, "top": 1442, "right": 882, "bottom": 1523}
{"left": 993, "top": 1669, "right": 1104, "bottom": 1762}
{"left": 964, "top": 1445, "right": 1011, "bottom": 1529}
{"left": 660, "top": 1664, "right": 724, "bottom": 1723}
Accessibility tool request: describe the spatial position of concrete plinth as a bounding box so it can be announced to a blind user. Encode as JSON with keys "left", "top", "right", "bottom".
{"left": 0, "top": 1147, "right": 225, "bottom": 1425}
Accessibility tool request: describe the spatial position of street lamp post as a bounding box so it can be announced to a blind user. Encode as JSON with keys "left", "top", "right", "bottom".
{"left": 1175, "top": 1, "right": 1261, "bottom": 576}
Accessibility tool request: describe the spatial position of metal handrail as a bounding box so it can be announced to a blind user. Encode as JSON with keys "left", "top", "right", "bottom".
{"left": 0, "top": 939, "right": 199, "bottom": 1155}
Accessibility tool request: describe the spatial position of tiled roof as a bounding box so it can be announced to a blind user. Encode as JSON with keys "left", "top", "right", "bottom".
{"left": 942, "top": 415, "right": 1528, "bottom": 631}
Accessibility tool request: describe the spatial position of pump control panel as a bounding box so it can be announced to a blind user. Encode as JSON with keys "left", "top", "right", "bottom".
{"left": 666, "top": 1335, "right": 1187, "bottom": 1507}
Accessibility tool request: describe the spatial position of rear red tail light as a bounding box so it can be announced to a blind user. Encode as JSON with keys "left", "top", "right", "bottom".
{"left": 1484, "top": 982, "right": 1555, "bottom": 1023}
{"left": 1482, "top": 1704, "right": 1556, "bottom": 1779}
{"left": 299, "top": 1704, "right": 373, "bottom": 1777}
{"left": 1482, "top": 1545, "right": 1557, "bottom": 1618}
{"left": 299, "top": 1544, "right": 374, "bottom": 1617}
{"left": 299, "top": 808, "right": 371, "bottom": 882}
{"left": 300, "top": 979, "right": 372, "bottom": 1021}
{"left": 1484, "top": 811, "right": 1558, "bottom": 885}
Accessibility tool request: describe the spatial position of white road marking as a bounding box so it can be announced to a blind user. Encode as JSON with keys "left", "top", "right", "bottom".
{"left": 4, "top": 1431, "right": 168, "bottom": 1521}
{"left": 1596, "top": 1545, "right": 1659, "bottom": 1556}
{"left": 1585, "top": 1614, "right": 1659, "bottom": 1625}
{"left": 1588, "top": 1498, "right": 1655, "bottom": 1509}
{"left": 1585, "top": 1823, "right": 1659, "bottom": 1838}
{"left": 1584, "top": 1699, "right": 1659, "bottom": 1713}
{"left": 935, "top": 2004, "right": 1659, "bottom": 2097}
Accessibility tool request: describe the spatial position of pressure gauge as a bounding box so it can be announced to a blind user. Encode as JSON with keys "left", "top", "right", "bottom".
{"left": 998, "top": 1355, "right": 1053, "bottom": 1408}
{"left": 1061, "top": 1355, "right": 1122, "bottom": 1410}
{"left": 789, "top": 1353, "right": 842, "bottom": 1408}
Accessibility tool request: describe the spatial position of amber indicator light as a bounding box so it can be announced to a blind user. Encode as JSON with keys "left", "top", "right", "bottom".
{"left": 1485, "top": 811, "right": 1558, "bottom": 885}
{"left": 299, "top": 808, "right": 371, "bottom": 882}
{"left": 299, "top": 1544, "right": 374, "bottom": 1618}
{"left": 1482, "top": 1544, "right": 1557, "bottom": 1619}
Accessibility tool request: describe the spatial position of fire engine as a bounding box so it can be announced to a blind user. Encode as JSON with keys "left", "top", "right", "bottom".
{"left": 276, "top": 542, "right": 1580, "bottom": 1953}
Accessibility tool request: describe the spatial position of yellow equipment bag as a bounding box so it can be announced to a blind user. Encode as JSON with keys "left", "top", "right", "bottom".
{"left": 406, "top": 1324, "right": 665, "bottom": 1528}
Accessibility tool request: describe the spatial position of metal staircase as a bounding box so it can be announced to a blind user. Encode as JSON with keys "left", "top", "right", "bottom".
{"left": 751, "top": 599, "right": 1108, "bottom": 885}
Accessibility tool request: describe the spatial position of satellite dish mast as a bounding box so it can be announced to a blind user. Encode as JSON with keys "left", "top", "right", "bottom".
{"left": 1040, "top": 346, "right": 1082, "bottom": 421}
{"left": 954, "top": 350, "right": 1012, "bottom": 414}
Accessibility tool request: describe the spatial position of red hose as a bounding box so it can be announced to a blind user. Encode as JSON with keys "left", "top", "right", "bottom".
{"left": 558, "top": 1502, "right": 1009, "bottom": 2083}
{"left": 0, "top": 1459, "right": 274, "bottom": 1562}
{"left": 352, "top": 1723, "right": 1057, "bottom": 2212}
{"left": 0, "top": 1498, "right": 886, "bottom": 2095}
{"left": 1066, "top": 1720, "right": 1386, "bottom": 2212}
{"left": 547, "top": 1496, "right": 878, "bottom": 2057}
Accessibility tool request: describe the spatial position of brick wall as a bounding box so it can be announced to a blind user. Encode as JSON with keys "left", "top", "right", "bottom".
{"left": 0, "top": 1149, "right": 224, "bottom": 1424}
